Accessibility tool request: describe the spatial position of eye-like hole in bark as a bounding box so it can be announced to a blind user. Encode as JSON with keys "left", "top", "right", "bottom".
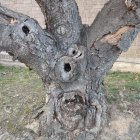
{"left": 72, "top": 50, "right": 77, "bottom": 55}
{"left": 22, "top": 25, "right": 30, "bottom": 36}
{"left": 64, "top": 63, "right": 71, "bottom": 72}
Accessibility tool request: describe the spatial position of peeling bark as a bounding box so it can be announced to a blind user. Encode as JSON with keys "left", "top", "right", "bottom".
{"left": 0, "top": 0, "right": 140, "bottom": 139}
{"left": 101, "top": 26, "right": 134, "bottom": 45}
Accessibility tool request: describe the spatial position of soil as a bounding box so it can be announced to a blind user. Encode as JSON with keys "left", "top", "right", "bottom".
{"left": 99, "top": 103, "right": 140, "bottom": 140}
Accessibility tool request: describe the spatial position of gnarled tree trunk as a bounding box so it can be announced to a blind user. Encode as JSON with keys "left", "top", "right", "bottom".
{"left": 0, "top": 0, "right": 140, "bottom": 139}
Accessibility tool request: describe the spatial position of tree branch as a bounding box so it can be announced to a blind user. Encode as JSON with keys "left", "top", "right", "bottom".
{"left": 87, "top": 0, "right": 140, "bottom": 78}
{"left": 35, "top": 0, "right": 82, "bottom": 45}
{"left": 0, "top": 5, "right": 56, "bottom": 81}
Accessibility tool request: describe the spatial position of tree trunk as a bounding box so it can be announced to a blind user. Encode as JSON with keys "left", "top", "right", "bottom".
{"left": 0, "top": 0, "right": 140, "bottom": 139}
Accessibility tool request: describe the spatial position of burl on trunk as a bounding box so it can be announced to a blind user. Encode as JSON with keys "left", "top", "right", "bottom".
{"left": 0, "top": 0, "right": 140, "bottom": 139}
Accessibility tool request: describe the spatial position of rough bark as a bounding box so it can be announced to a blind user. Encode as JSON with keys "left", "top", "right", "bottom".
{"left": 35, "top": 0, "right": 83, "bottom": 45}
{"left": 0, "top": 0, "right": 140, "bottom": 139}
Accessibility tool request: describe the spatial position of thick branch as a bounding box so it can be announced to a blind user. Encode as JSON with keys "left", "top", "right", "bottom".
{"left": 0, "top": 5, "right": 56, "bottom": 81}
{"left": 87, "top": 0, "right": 140, "bottom": 78}
{"left": 88, "top": 0, "right": 140, "bottom": 49}
{"left": 35, "top": 0, "right": 82, "bottom": 46}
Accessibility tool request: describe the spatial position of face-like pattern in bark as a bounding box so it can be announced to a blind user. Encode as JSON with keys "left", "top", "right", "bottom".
{"left": 41, "top": 43, "right": 105, "bottom": 139}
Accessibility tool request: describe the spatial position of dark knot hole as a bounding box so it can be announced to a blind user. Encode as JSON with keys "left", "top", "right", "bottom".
{"left": 72, "top": 50, "right": 77, "bottom": 55}
{"left": 22, "top": 25, "right": 30, "bottom": 36}
{"left": 64, "top": 63, "right": 71, "bottom": 72}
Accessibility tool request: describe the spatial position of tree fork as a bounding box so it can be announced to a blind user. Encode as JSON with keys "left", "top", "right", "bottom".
{"left": 0, "top": 0, "right": 140, "bottom": 139}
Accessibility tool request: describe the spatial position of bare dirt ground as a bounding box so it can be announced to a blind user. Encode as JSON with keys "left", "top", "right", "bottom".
{"left": 99, "top": 103, "right": 140, "bottom": 140}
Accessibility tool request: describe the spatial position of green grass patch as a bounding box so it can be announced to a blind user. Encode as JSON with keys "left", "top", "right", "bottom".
{"left": 104, "top": 71, "right": 140, "bottom": 103}
{"left": 0, "top": 64, "right": 46, "bottom": 133}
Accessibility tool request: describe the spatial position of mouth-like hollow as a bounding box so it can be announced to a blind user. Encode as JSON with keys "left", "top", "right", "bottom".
{"left": 64, "top": 95, "right": 84, "bottom": 104}
{"left": 60, "top": 91, "right": 85, "bottom": 112}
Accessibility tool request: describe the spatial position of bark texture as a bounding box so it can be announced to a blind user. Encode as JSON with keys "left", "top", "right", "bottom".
{"left": 0, "top": 0, "right": 140, "bottom": 139}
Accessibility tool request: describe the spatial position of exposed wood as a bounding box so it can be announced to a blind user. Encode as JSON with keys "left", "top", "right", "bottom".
{"left": 125, "top": 0, "right": 137, "bottom": 10}
{"left": 101, "top": 26, "right": 134, "bottom": 45}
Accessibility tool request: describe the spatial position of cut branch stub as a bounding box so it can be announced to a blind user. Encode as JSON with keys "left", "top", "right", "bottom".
{"left": 55, "top": 56, "right": 80, "bottom": 82}
{"left": 53, "top": 44, "right": 87, "bottom": 83}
